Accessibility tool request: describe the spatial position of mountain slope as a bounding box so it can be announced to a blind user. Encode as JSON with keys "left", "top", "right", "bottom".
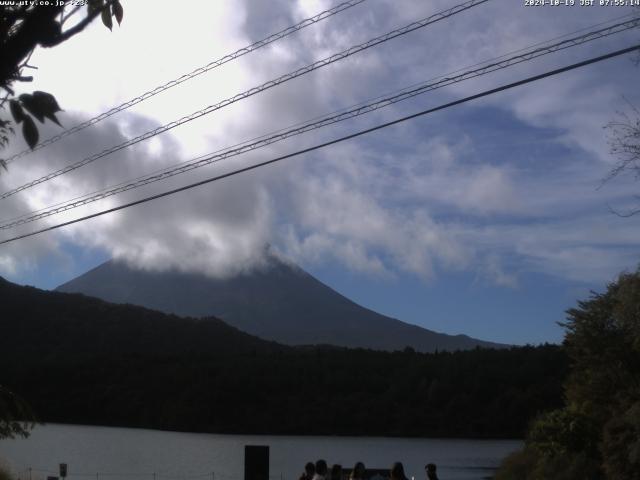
{"left": 56, "top": 256, "right": 506, "bottom": 352}
{"left": 0, "top": 275, "right": 280, "bottom": 358}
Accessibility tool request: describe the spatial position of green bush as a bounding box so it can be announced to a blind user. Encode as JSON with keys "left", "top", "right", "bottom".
{"left": 494, "top": 447, "right": 601, "bottom": 480}
{"left": 526, "top": 408, "right": 599, "bottom": 458}
{"left": 602, "top": 401, "right": 640, "bottom": 480}
{"left": 494, "top": 448, "right": 539, "bottom": 480}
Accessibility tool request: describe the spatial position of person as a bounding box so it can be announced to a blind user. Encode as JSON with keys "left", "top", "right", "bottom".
{"left": 313, "top": 460, "right": 328, "bottom": 480}
{"left": 425, "top": 464, "right": 438, "bottom": 480}
{"left": 299, "top": 462, "right": 316, "bottom": 480}
{"left": 390, "top": 463, "right": 408, "bottom": 480}
{"left": 330, "top": 464, "right": 342, "bottom": 480}
{"left": 349, "top": 462, "right": 366, "bottom": 480}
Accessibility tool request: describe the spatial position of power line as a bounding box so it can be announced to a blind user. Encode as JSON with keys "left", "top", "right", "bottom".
{"left": 0, "top": 0, "right": 489, "bottom": 200}
{"left": 1, "top": 16, "right": 637, "bottom": 231}
{"left": 1, "top": 44, "right": 637, "bottom": 247}
{"left": 18, "top": 7, "right": 630, "bottom": 230}
{"left": 3, "top": 0, "right": 368, "bottom": 165}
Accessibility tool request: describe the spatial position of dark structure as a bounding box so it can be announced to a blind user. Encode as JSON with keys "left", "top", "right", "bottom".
{"left": 245, "top": 445, "right": 269, "bottom": 480}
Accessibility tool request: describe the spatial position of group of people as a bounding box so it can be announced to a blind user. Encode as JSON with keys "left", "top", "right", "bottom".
{"left": 299, "top": 460, "right": 439, "bottom": 480}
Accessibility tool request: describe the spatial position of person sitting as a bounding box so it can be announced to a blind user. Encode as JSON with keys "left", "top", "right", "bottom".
{"left": 299, "top": 462, "right": 316, "bottom": 480}
{"left": 425, "top": 464, "right": 438, "bottom": 480}
{"left": 313, "top": 460, "right": 328, "bottom": 480}
{"left": 349, "top": 462, "right": 365, "bottom": 480}
{"left": 390, "top": 463, "right": 408, "bottom": 480}
{"left": 330, "top": 464, "right": 342, "bottom": 480}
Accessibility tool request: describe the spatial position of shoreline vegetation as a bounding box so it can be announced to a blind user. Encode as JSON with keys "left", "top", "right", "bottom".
{"left": 495, "top": 269, "right": 640, "bottom": 479}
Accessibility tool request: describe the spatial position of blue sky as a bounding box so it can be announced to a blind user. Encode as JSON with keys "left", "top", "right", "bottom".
{"left": 1, "top": 0, "right": 639, "bottom": 345}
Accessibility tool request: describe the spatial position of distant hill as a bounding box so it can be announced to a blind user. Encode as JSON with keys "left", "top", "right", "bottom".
{"left": 0, "top": 275, "right": 280, "bottom": 358}
{"left": 56, "top": 256, "right": 506, "bottom": 352}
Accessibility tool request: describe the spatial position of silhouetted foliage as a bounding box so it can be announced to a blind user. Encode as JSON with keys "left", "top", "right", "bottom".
{"left": 496, "top": 268, "right": 640, "bottom": 479}
{"left": 0, "top": 277, "right": 566, "bottom": 438}
{"left": 601, "top": 8, "right": 640, "bottom": 216}
{"left": 0, "top": 384, "right": 36, "bottom": 439}
{"left": 604, "top": 103, "right": 640, "bottom": 216}
{"left": 0, "top": 0, "right": 123, "bottom": 158}
{"left": 0, "top": 1, "right": 124, "bottom": 432}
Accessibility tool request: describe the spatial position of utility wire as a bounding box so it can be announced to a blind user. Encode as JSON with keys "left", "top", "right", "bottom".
{"left": 8, "top": 10, "right": 635, "bottom": 219}
{"left": 1, "top": 17, "right": 637, "bottom": 231}
{"left": 0, "top": 0, "right": 489, "bottom": 200}
{"left": 1, "top": 44, "right": 637, "bottom": 247}
{"left": 2, "top": 0, "right": 368, "bottom": 165}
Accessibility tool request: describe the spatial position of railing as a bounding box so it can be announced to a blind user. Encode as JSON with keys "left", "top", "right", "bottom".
{"left": 14, "top": 469, "right": 285, "bottom": 480}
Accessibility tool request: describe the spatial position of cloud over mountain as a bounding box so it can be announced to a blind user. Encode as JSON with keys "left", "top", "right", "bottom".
{"left": 0, "top": 0, "right": 638, "bottom": 291}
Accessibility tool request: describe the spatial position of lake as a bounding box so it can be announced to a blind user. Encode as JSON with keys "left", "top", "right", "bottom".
{"left": 0, "top": 425, "right": 522, "bottom": 480}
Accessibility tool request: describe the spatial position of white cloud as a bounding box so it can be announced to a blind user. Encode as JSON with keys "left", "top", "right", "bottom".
{"left": 1, "top": 0, "right": 639, "bottom": 289}
{"left": 475, "top": 254, "right": 519, "bottom": 289}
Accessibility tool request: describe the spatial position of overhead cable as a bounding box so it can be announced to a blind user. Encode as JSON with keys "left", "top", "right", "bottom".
{"left": 1, "top": 17, "right": 637, "bottom": 231}
{"left": 0, "top": 0, "right": 489, "bottom": 200}
{"left": 1, "top": 44, "right": 637, "bottom": 246}
{"left": 3, "top": 0, "right": 368, "bottom": 165}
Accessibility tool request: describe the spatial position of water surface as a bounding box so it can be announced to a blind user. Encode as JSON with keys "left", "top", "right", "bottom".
{"left": 0, "top": 424, "right": 521, "bottom": 480}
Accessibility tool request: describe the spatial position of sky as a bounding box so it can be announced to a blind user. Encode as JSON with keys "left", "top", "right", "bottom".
{"left": 1, "top": 0, "right": 639, "bottom": 345}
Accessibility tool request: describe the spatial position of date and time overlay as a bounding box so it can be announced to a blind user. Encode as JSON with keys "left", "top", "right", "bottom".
{"left": 1, "top": 0, "right": 639, "bottom": 7}
{"left": 525, "top": 0, "right": 639, "bottom": 6}
{"left": 0, "top": 0, "right": 638, "bottom": 8}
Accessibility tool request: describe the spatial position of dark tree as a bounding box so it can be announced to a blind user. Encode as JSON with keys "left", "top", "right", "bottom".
{"left": 0, "top": 0, "right": 124, "bottom": 437}
{"left": 0, "top": 0, "right": 123, "bottom": 164}
{"left": 603, "top": 9, "right": 640, "bottom": 216}
{"left": 604, "top": 103, "right": 640, "bottom": 216}
{"left": 496, "top": 268, "right": 640, "bottom": 480}
{"left": 0, "top": 384, "right": 36, "bottom": 439}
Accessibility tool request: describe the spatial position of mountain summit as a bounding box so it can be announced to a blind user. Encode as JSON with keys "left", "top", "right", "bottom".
{"left": 56, "top": 256, "right": 506, "bottom": 352}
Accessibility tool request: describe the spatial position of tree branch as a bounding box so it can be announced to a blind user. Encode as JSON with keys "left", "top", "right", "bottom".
{"left": 56, "top": 1, "right": 116, "bottom": 44}
{"left": 0, "top": 6, "right": 63, "bottom": 85}
{"left": 60, "top": 5, "right": 83, "bottom": 26}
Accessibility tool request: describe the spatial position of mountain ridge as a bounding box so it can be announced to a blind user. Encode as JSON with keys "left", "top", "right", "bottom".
{"left": 0, "top": 274, "right": 282, "bottom": 358}
{"left": 56, "top": 256, "right": 507, "bottom": 352}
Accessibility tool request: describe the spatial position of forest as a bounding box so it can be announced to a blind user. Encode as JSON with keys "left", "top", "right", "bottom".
{"left": 0, "top": 276, "right": 566, "bottom": 438}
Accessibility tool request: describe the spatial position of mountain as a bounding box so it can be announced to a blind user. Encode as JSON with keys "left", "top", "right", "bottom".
{"left": 56, "top": 256, "right": 506, "bottom": 352}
